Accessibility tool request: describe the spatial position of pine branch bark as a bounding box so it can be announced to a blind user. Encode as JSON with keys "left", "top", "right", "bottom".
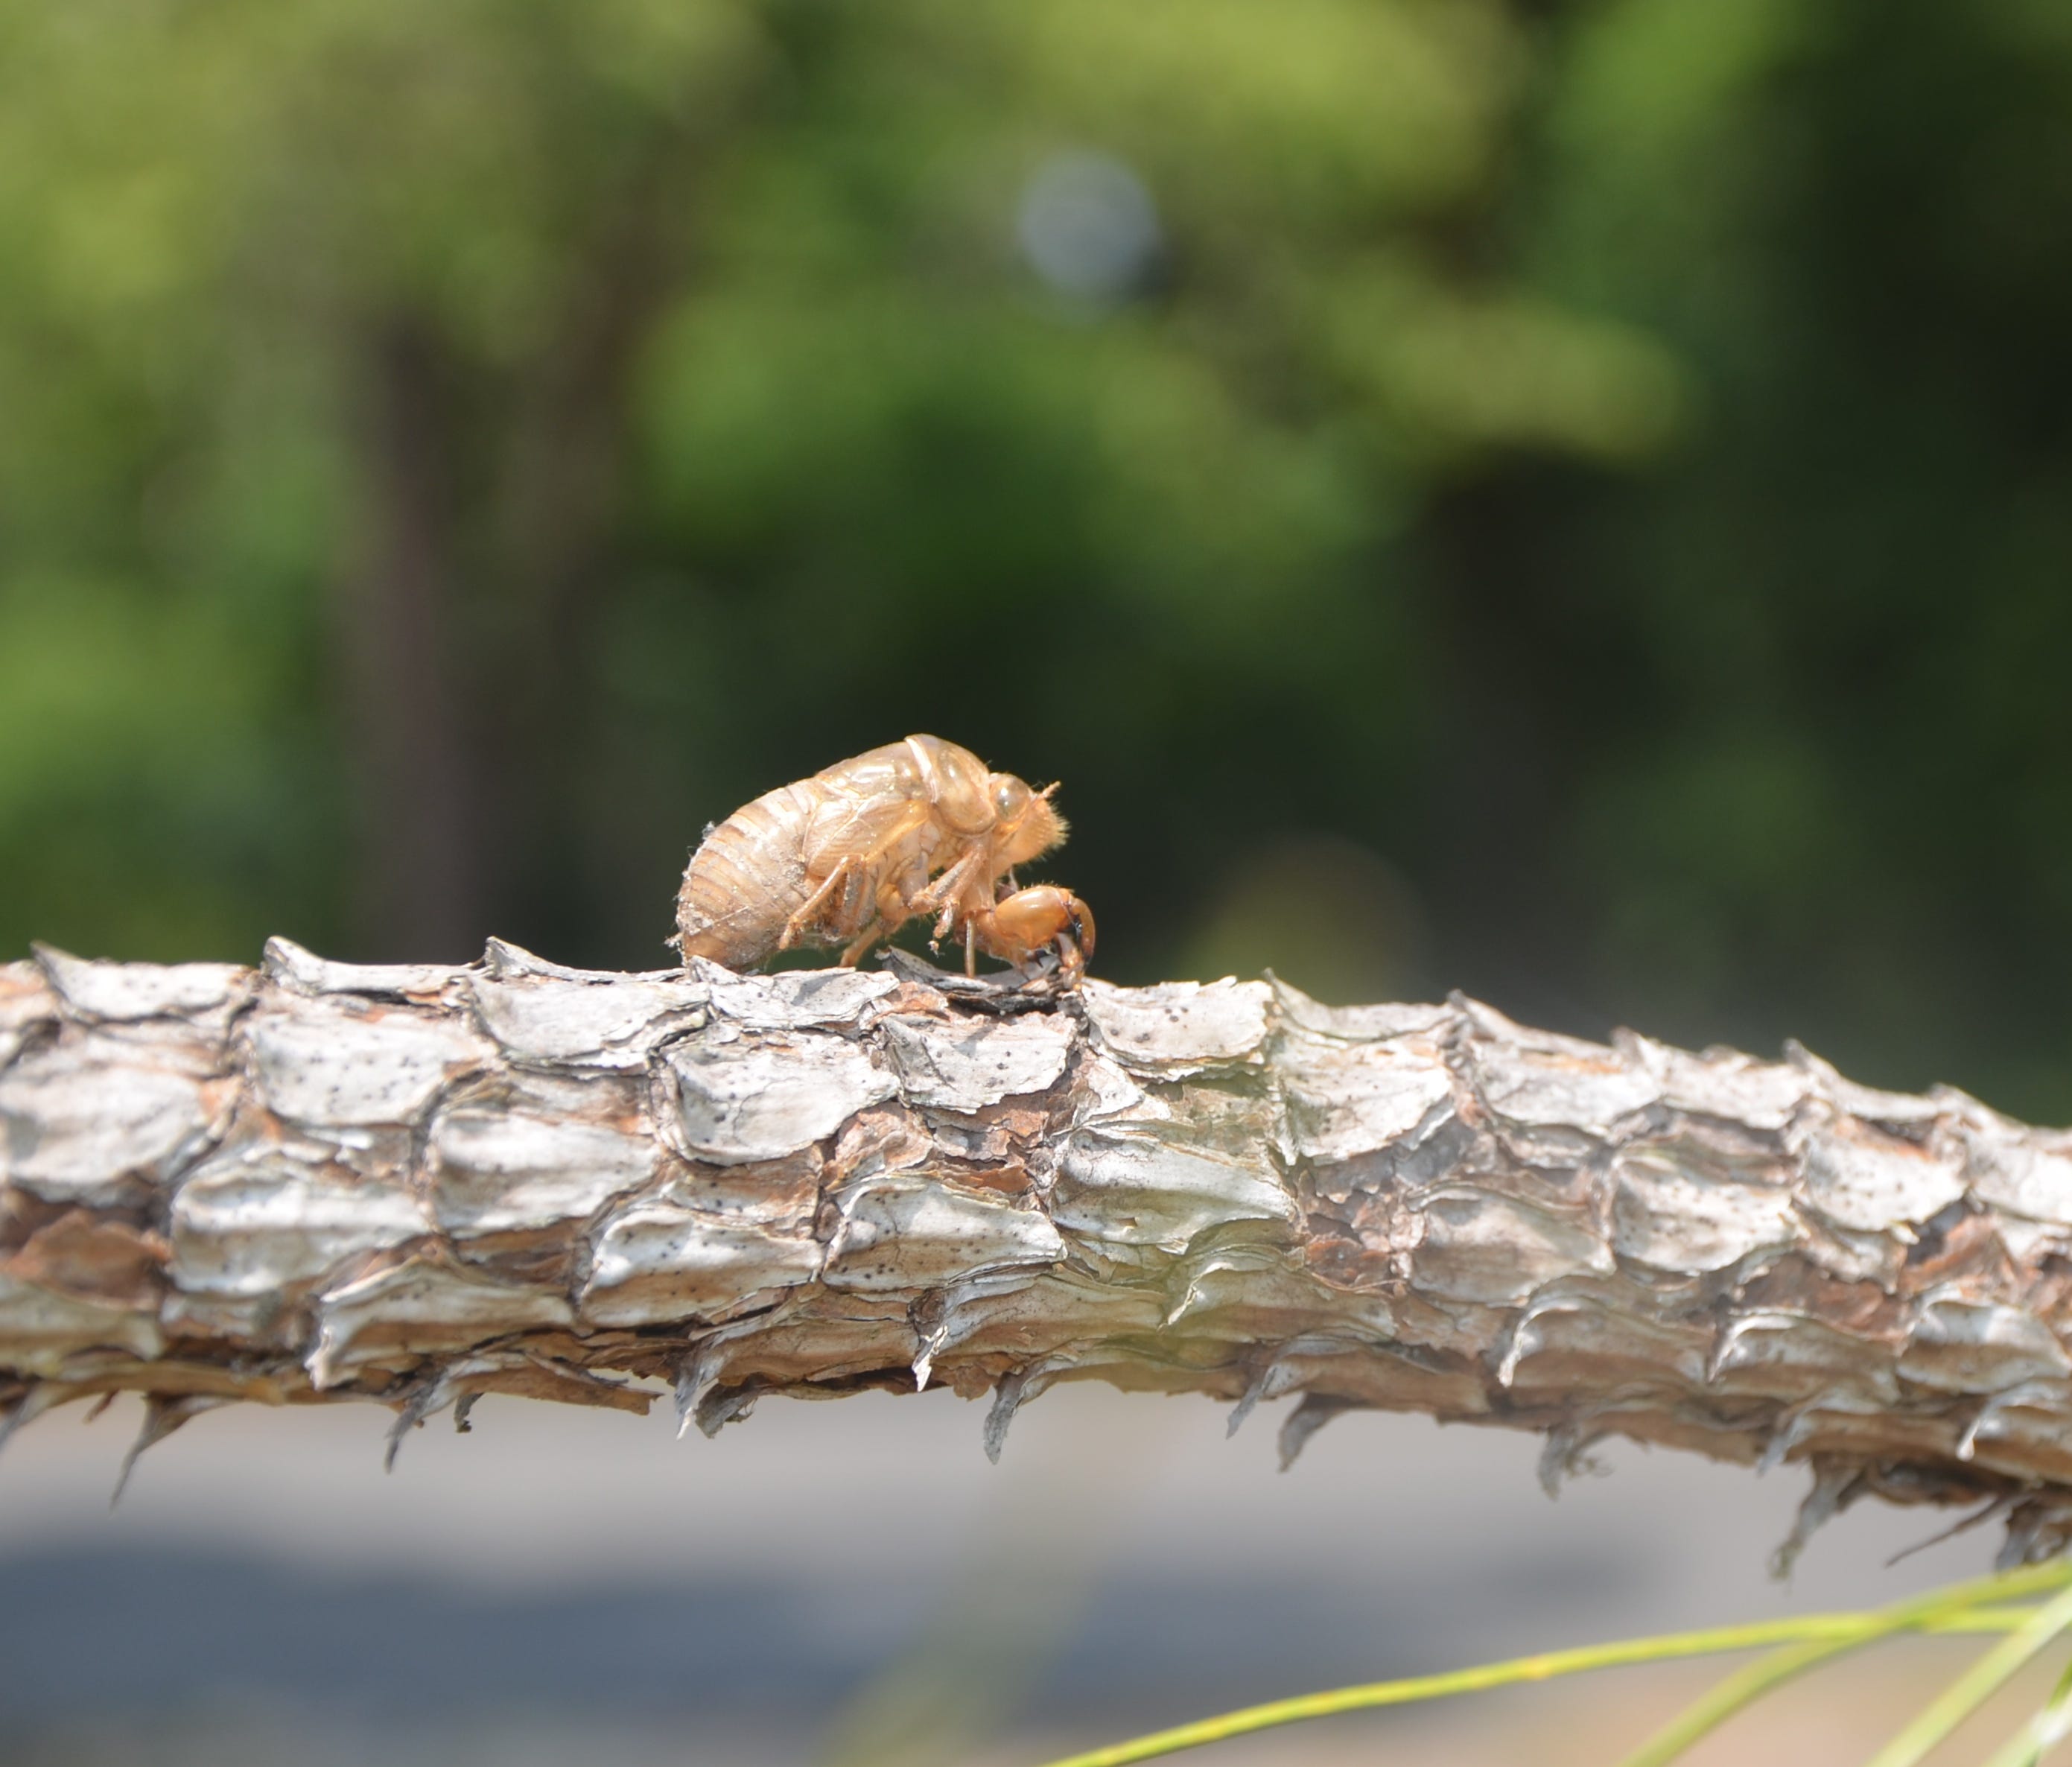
{"left": 7, "top": 937, "right": 2072, "bottom": 1561}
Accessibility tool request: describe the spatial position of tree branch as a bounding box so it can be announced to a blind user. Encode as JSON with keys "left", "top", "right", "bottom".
{"left": 7, "top": 939, "right": 2072, "bottom": 1561}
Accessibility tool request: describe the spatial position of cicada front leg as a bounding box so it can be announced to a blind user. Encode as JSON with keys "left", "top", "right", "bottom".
{"left": 967, "top": 886, "right": 1096, "bottom": 977}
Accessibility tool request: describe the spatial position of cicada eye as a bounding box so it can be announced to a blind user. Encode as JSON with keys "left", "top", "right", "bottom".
{"left": 988, "top": 775, "right": 1032, "bottom": 823}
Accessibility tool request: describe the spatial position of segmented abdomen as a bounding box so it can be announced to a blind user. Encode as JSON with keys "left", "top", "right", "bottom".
{"left": 674, "top": 781, "right": 822, "bottom": 968}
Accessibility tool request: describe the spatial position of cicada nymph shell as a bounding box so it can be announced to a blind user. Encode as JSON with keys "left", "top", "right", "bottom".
{"left": 674, "top": 735, "right": 1093, "bottom": 977}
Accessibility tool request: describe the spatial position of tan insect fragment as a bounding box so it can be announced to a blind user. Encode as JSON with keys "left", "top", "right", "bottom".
{"left": 673, "top": 735, "right": 1094, "bottom": 975}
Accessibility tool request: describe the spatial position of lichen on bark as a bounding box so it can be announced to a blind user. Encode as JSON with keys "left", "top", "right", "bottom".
{"left": 8, "top": 936, "right": 2072, "bottom": 1562}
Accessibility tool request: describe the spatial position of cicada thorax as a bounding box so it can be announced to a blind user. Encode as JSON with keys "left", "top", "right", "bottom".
{"left": 801, "top": 740, "right": 954, "bottom": 884}
{"left": 789, "top": 736, "right": 996, "bottom": 936}
{"left": 899, "top": 734, "right": 994, "bottom": 834}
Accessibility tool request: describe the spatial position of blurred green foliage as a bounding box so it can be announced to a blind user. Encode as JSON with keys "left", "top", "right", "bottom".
{"left": 1, "top": 0, "right": 2068, "bottom": 1114}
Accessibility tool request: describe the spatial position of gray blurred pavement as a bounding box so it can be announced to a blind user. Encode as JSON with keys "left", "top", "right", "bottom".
{"left": 0, "top": 1381, "right": 2014, "bottom": 1763}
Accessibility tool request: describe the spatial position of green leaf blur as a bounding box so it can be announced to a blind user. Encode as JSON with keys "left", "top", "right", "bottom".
{"left": 2, "top": 0, "right": 2067, "bottom": 1117}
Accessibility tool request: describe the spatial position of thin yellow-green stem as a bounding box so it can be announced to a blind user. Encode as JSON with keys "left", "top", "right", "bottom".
{"left": 1024, "top": 1570, "right": 2070, "bottom": 1767}
{"left": 1616, "top": 1567, "right": 2072, "bottom": 1767}
{"left": 1866, "top": 1579, "right": 2072, "bottom": 1767}
{"left": 1615, "top": 1634, "right": 1878, "bottom": 1767}
{"left": 1978, "top": 1643, "right": 2072, "bottom": 1767}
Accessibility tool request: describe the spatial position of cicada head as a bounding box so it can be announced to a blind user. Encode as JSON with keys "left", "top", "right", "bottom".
{"left": 990, "top": 775, "right": 1067, "bottom": 868}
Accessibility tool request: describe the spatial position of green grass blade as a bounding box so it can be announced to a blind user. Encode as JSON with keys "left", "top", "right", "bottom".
{"left": 1617, "top": 1567, "right": 2072, "bottom": 1767}
{"left": 1866, "top": 1579, "right": 2072, "bottom": 1767}
{"left": 1022, "top": 1571, "right": 2070, "bottom": 1767}
{"left": 1979, "top": 1647, "right": 2072, "bottom": 1767}
{"left": 1615, "top": 1634, "right": 1872, "bottom": 1767}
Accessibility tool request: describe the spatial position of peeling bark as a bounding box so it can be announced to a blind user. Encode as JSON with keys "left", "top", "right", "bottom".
{"left": 8, "top": 939, "right": 2072, "bottom": 1562}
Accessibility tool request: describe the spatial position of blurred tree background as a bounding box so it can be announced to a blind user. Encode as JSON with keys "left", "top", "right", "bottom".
{"left": 1, "top": 0, "right": 2069, "bottom": 1117}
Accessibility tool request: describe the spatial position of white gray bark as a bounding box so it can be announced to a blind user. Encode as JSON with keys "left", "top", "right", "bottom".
{"left": 7, "top": 937, "right": 2072, "bottom": 1562}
